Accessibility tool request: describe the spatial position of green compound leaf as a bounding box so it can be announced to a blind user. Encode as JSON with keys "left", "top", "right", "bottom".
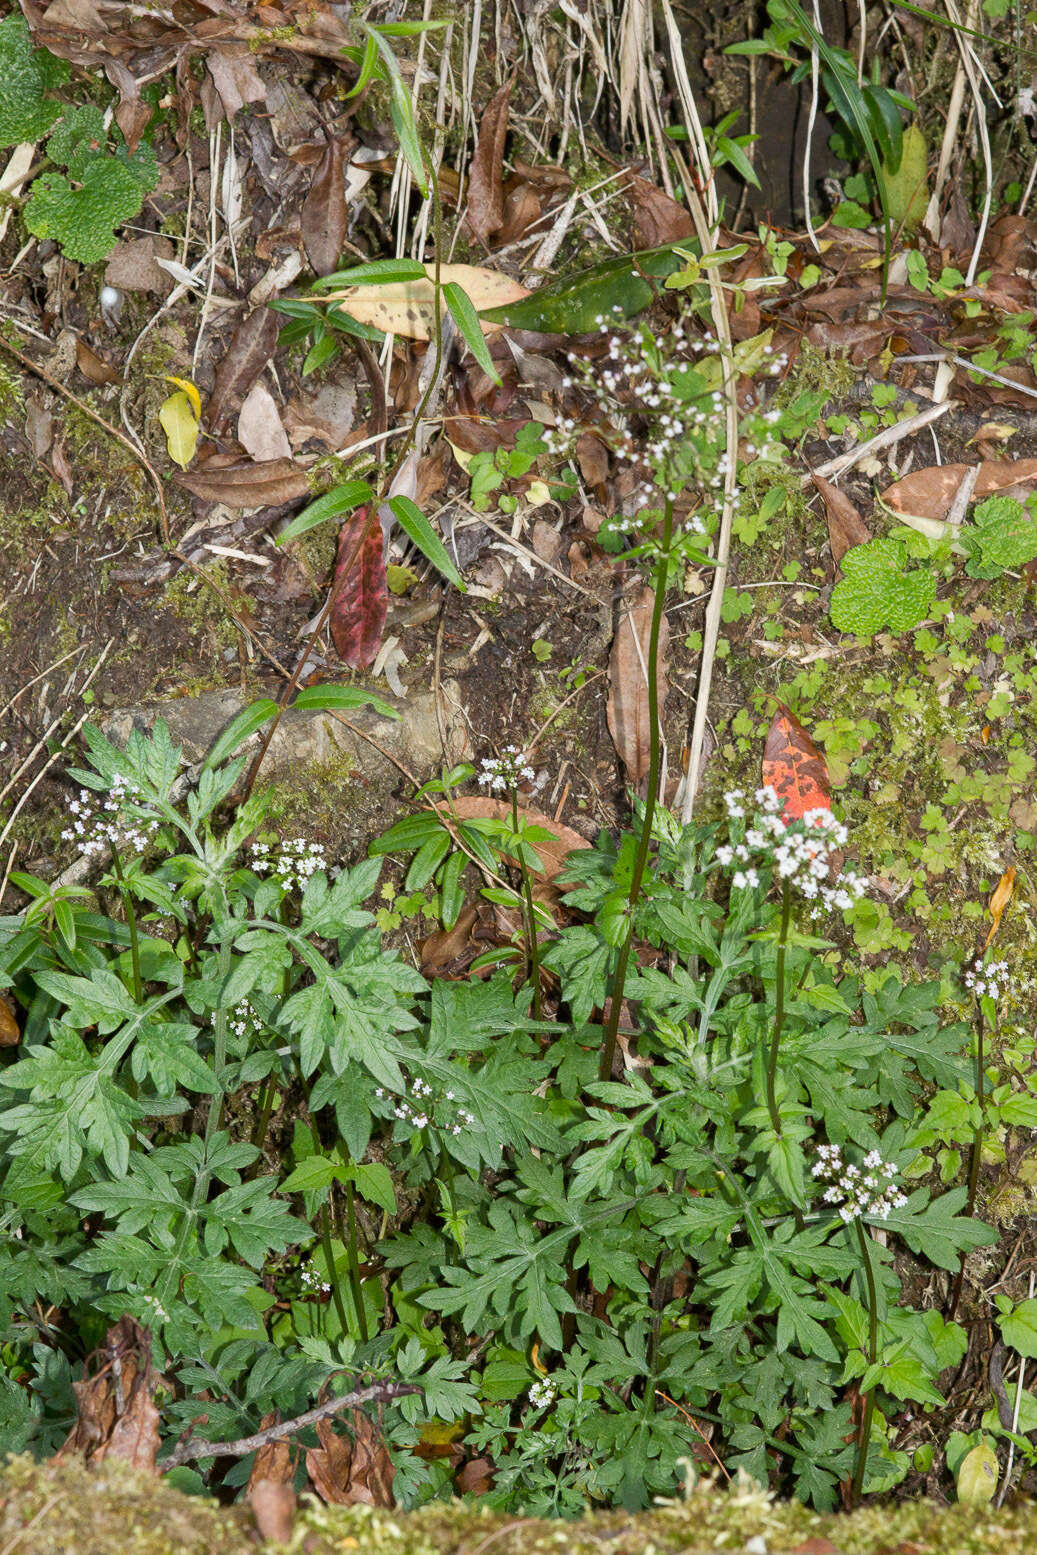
{"left": 0, "top": 14, "right": 68, "bottom": 147}
{"left": 24, "top": 140, "right": 157, "bottom": 265}
{"left": 829, "top": 536, "right": 936, "bottom": 636}
{"left": 967, "top": 495, "right": 1037, "bottom": 572}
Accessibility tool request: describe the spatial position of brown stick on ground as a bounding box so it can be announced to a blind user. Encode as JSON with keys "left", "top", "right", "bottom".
{"left": 160, "top": 1380, "right": 420, "bottom": 1469}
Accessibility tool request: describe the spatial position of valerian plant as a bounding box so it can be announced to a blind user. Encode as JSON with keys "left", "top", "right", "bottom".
{"left": 0, "top": 277, "right": 1001, "bottom": 1509}
{"left": 0, "top": 712, "right": 997, "bottom": 1510}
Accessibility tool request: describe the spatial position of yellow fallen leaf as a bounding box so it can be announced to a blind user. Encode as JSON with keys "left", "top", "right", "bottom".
{"left": 525, "top": 479, "right": 551, "bottom": 507}
{"left": 159, "top": 389, "right": 200, "bottom": 469}
{"left": 163, "top": 374, "right": 202, "bottom": 419}
{"left": 321, "top": 263, "right": 529, "bottom": 341}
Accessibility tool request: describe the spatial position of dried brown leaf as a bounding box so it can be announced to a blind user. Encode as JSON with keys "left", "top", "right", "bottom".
{"left": 456, "top": 1456, "right": 495, "bottom": 1496}
{"left": 882, "top": 459, "right": 1037, "bottom": 521}
{"left": 206, "top": 44, "right": 268, "bottom": 121}
{"left": 576, "top": 432, "right": 609, "bottom": 488}
{"left": 420, "top": 903, "right": 479, "bottom": 978}
{"left": 811, "top": 473, "right": 871, "bottom": 563}
{"left": 75, "top": 336, "right": 120, "bottom": 385}
{"left": 626, "top": 172, "right": 695, "bottom": 247}
{"left": 302, "top": 136, "right": 348, "bottom": 278}
{"left": 104, "top": 235, "right": 175, "bottom": 296}
{"left": 305, "top": 1412, "right": 395, "bottom": 1508}
{"left": 62, "top": 1318, "right": 164, "bottom": 1472}
{"left": 208, "top": 307, "right": 281, "bottom": 430}
{"left": 247, "top": 1411, "right": 296, "bottom": 1542}
{"left": 175, "top": 457, "right": 310, "bottom": 508}
{"left": 606, "top": 586, "right": 669, "bottom": 788}
{"left": 449, "top": 798, "right": 589, "bottom": 880}
{"left": 496, "top": 180, "right": 541, "bottom": 246}
{"left": 237, "top": 382, "right": 291, "bottom": 462}
{"left": 105, "top": 1383, "right": 160, "bottom": 1472}
{"left": 306, "top": 1418, "right": 354, "bottom": 1505}
{"left": 322, "top": 265, "right": 529, "bottom": 341}
{"left": 467, "top": 81, "right": 511, "bottom": 245}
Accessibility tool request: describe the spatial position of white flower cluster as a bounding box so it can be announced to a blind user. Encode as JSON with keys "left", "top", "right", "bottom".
{"left": 60, "top": 775, "right": 160, "bottom": 858}
{"left": 250, "top": 837, "right": 326, "bottom": 891}
{"left": 527, "top": 1377, "right": 556, "bottom": 1409}
{"left": 812, "top": 1143, "right": 908, "bottom": 1223}
{"left": 374, "top": 1077, "right": 477, "bottom": 1138}
{"left": 477, "top": 746, "right": 535, "bottom": 792}
{"left": 299, "top": 1263, "right": 331, "bottom": 1295}
{"left": 228, "top": 999, "right": 260, "bottom": 1039}
{"left": 717, "top": 787, "right": 866, "bottom": 912}
{"left": 964, "top": 958, "right": 1009, "bottom": 1002}
{"left": 545, "top": 313, "right": 786, "bottom": 533}
{"left": 137, "top": 1290, "right": 171, "bottom": 1325}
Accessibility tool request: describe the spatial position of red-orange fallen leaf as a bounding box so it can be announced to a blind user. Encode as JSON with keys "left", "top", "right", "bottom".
{"left": 606, "top": 585, "right": 670, "bottom": 790}
{"left": 811, "top": 473, "right": 871, "bottom": 564}
{"left": 762, "top": 704, "right": 831, "bottom": 819}
{"left": 330, "top": 507, "right": 386, "bottom": 669}
{"left": 984, "top": 866, "right": 1015, "bottom": 949}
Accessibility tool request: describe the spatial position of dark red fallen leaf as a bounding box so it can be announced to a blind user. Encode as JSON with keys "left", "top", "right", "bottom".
{"left": 330, "top": 506, "right": 387, "bottom": 669}
{"left": 762, "top": 704, "right": 831, "bottom": 819}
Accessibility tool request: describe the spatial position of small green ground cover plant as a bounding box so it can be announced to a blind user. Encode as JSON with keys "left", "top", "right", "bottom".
{"left": 0, "top": 16, "right": 157, "bottom": 264}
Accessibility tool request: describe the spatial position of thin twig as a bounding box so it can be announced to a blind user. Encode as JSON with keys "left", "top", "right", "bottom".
{"left": 160, "top": 1380, "right": 420, "bottom": 1470}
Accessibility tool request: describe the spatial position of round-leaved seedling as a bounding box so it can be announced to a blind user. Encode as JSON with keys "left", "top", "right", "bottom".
{"left": 830, "top": 536, "right": 936, "bottom": 636}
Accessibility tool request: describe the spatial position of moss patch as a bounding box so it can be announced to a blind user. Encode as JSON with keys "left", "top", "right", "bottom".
{"left": 7, "top": 1454, "right": 1037, "bottom": 1555}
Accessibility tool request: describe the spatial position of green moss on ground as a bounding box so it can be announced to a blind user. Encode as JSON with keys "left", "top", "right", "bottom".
{"left": 7, "top": 1454, "right": 1037, "bottom": 1555}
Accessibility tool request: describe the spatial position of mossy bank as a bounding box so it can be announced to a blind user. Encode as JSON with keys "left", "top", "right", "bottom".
{"left": 4, "top": 1454, "right": 1037, "bottom": 1555}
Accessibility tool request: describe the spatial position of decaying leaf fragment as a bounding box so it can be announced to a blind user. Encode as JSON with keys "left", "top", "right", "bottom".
{"left": 305, "top": 1411, "right": 395, "bottom": 1507}
{"left": 606, "top": 585, "right": 669, "bottom": 789}
{"left": 61, "top": 1316, "right": 164, "bottom": 1473}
